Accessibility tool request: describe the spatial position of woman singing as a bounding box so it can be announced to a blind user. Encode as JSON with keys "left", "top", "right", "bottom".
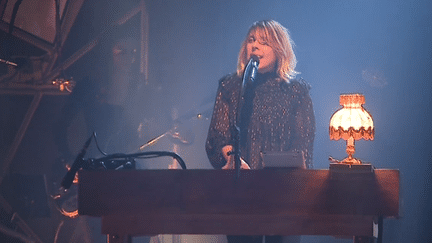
{"left": 205, "top": 19, "right": 315, "bottom": 243}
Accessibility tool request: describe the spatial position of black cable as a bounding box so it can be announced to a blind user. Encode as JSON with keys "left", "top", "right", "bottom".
{"left": 93, "top": 151, "right": 187, "bottom": 170}
{"left": 92, "top": 132, "right": 108, "bottom": 156}
{"left": 9, "top": 0, "right": 23, "bottom": 34}
{"left": 60, "top": 137, "right": 187, "bottom": 190}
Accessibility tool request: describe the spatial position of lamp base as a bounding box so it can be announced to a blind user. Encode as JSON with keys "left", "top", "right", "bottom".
{"left": 341, "top": 156, "right": 362, "bottom": 164}
{"left": 328, "top": 155, "right": 362, "bottom": 165}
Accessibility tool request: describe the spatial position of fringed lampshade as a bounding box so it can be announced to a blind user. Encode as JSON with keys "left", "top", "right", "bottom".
{"left": 329, "top": 94, "right": 374, "bottom": 164}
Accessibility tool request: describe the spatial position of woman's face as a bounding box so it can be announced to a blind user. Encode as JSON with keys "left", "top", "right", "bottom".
{"left": 246, "top": 31, "right": 277, "bottom": 73}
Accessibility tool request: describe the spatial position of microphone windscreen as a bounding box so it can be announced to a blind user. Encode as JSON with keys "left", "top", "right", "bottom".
{"left": 250, "top": 55, "right": 260, "bottom": 63}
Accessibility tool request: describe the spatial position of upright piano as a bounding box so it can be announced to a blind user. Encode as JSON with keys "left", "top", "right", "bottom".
{"left": 78, "top": 168, "right": 399, "bottom": 243}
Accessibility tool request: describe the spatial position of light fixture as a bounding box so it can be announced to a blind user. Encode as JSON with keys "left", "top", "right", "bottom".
{"left": 52, "top": 78, "right": 75, "bottom": 92}
{"left": 329, "top": 94, "right": 374, "bottom": 164}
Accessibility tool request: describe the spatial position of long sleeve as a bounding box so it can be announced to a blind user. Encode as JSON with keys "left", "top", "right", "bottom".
{"left": 289, "top": 80, "right": 315, "bottom": 168}
{"left": 205, "top": 75, "right": 237, "bottom": 169}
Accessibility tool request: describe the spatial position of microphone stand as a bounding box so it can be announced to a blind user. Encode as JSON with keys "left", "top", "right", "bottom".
{"left": 233, "top": 81, "right": 245, "bottom": 180}
{"left": 234, "top": 56, "right": 259, "bottom": 180}
{"left": 233, "top": 122, "right": 241, "bottom": 180}
{"left": 233, "top": 79, "right": 247, "bottom": 180}
{"left": 0, "top": 58, "right": 18, "bottom": 66}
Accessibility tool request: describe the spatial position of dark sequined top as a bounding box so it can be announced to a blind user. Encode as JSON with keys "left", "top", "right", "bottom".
{"left": 205, "top": 72, "right": 315, "bottom": 169}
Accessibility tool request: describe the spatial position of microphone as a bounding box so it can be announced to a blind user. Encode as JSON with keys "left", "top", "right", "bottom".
{"left": 61, "top": 134, "right": 93, "bottom": 190}
{"left": 241, "top": 55, "right": 260, "bottom": 97}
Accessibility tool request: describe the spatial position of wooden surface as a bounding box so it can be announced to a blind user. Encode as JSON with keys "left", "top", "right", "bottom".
{"left": 78, "top": 169, "right": 399, "bottom": 236}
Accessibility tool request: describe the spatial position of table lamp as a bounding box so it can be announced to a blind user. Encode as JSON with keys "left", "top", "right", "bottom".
{"left": 329, "top": 94, "right": 374, "bottom": 164}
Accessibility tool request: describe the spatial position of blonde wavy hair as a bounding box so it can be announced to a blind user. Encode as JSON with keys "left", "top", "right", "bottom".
{"left": 237, "top": 20, "right": 298, "bottom": 81}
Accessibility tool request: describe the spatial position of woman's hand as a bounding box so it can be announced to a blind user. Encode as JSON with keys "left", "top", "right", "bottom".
{"left": 221, "top": 145, "right": 250, "bottom": 170}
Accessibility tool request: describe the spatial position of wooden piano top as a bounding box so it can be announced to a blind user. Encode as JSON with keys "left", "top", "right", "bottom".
{"left": 77, "top": 168, "right": 399, "bottom": 236}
